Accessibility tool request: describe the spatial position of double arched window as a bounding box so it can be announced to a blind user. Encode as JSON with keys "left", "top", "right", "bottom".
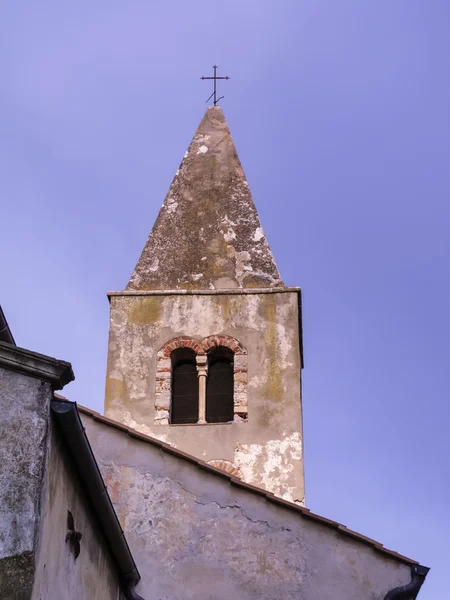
{"left": 155, "top": 335, "right": 248, "bottom": 426}
{"left": 170, "top": 345, "right": 234, "bottom": 425}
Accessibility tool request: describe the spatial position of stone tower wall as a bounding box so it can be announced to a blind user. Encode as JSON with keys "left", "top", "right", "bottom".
{"left": 104, "top": 288, "right": 305, "bottom": 504}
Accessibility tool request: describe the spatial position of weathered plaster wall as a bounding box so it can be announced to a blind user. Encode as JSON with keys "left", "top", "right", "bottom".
{"left": 32, "top": 418, "right": 123, "bottom": 600}
{"left": 83, "top": 415, "right": 413, "bottom": 600}
{"left": 105, "top": 289, "right": 304, "bottom": 504}
{"left": 0, "top": 367, "right": 51, "bottom": 599}
{"left": 0, "top": 358, "right": 123, "bottom": 599}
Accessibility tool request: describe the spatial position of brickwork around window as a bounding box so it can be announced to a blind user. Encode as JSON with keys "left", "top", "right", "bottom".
{"left": 207, "top": 459, "right": 242, "bottom": 479}
{"left": 154, "top": 334, "right": 248, "bottom": 425}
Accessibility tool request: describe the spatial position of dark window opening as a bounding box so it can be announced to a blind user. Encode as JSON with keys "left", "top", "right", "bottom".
{"left": 206, "top": 346, "right": 234, "bottom": 423}
{"left": 171, "top": 348, "right": 198, "bottom": 424}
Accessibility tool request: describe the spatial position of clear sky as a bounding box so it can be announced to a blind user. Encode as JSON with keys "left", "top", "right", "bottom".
{"left": 1, "top": 2, "right": 449, "bottom": 597}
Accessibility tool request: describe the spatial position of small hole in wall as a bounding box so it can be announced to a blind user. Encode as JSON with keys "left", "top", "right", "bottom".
{"left": 66, "top": 510, "right": 82, "bottom": 560}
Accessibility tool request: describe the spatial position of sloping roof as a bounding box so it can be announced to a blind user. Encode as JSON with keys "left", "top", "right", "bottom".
{"left": 77, "top": 402, "right": 419, "bottom": 568}
{"left": 51, "top": 397, "right": 144, "bottom": 600}
{"left": 127, "top": 106, "right": 283, "bottom": 291}
{"left": 0, "top": 305, "right": 15, "bottom": 345}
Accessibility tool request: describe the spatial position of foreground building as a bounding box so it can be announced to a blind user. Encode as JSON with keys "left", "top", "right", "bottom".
{"left": 0, "top": 107, "right": 429, "bottom": 599}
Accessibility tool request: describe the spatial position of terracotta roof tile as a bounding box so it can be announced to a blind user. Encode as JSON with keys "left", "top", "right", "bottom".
{"left": 197, "top": 461, "right": 234, "bottom": 479}
{"left": 337, "top": 525, "right": 382, "bottom": 547}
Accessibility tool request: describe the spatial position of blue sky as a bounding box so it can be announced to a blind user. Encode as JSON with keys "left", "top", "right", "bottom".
{"left": 1, "top": 2, "right": 449, "bottom": 596}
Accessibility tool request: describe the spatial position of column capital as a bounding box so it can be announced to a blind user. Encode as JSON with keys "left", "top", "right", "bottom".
{"left": 196, "top": 354, "right": 208, "bottom": 378}
{"left": 196, "top": 354, "right": 208, "bottom": 368}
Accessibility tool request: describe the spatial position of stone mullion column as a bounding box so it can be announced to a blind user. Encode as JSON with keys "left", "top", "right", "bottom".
{"left": 196, "top": 355, "right": 208, "bottom": 424}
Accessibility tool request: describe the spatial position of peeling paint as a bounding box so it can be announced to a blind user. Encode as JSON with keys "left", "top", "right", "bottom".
{"left": 166, "top": 199, "right": 178, "bottom": 214}
{"left": 149, "top": 257, "right": 159, "bottom": 271}
{"left": 105, "top": 291, "right": 304, "bottom": 503}
{"left": 222, "top": 229, "right": 236, "bottom": 243}
{"left": 122, "top": 410, "right": 174, "bottom": 446}
{"left": 81, "top": 416, "right": 414, "bottom": 600}
{"left": 253, "top": 227, "right": 265, "bottom": 242}
{"left": 234, "top": 433, "right": 303, "bottom": 503}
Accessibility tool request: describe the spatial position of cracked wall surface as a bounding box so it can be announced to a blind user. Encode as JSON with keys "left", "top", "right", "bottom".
{"left": 82, "top": 414, "right": 413, "bottom": 600}
{"left": 105, "top": 290, "right": 305, "bottom": 504}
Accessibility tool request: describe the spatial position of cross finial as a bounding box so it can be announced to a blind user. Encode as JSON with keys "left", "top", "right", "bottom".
{"left": 200, "top": 65, "right": 230, "bottom": 106}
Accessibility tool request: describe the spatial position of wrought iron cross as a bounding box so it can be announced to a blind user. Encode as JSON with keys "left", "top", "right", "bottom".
{"left": 201, "top": 65, "right": 230, "bottom": 106}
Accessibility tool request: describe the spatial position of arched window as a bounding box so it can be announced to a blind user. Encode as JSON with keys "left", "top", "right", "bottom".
{"left": 206, "top": 346, "right": 234, "bottom": 423}
{"left": 155, "top": 335, "right": 247, "bottom": 426}
{"left": 171, "top": 348, "right": 198, "bottom": 424}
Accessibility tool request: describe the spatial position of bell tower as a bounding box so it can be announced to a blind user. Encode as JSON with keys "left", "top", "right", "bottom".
{"left": 105, "top": 107, "right": 305, "bottom": 504}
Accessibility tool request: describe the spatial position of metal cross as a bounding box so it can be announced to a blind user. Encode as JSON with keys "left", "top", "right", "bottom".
{"left": 201, "top": 65, "right": 230, "bottom": 106}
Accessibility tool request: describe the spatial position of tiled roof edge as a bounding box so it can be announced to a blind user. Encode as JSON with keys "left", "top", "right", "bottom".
{"left": 77, "top": 403, "right": 418, "bottom": 567}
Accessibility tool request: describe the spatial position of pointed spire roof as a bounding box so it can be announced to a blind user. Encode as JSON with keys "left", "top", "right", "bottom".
{"left": 127, "top": 107, "right": 283, "bottom": 290}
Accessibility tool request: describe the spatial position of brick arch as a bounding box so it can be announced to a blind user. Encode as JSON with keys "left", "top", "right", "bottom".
{"left": 200, "top": 334, "right": 247, "bottom": 355}
{"left": 207, "top": 459, "right": 242, "bottom": 479}
{"left": 154, "top": 334, "right": 248, "bottom": 425}
{"left": 159, "top": 336, "right": 205, "bottom": 357}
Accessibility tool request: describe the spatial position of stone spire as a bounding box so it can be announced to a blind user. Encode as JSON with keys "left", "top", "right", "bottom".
{"left": 127, "top": 107, "right": 283, "bottom": 290}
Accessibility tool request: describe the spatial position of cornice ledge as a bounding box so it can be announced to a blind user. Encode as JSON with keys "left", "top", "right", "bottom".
{"left": 107, "top": 286, "right": 301, "bottom": 297}
{"left": 0, "top": 341, "right": 74, "bottom": 390}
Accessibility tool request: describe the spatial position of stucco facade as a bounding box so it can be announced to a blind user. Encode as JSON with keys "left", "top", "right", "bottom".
{"left": 0, "top": 342, "right": 130, "bottom": 600}
{"left": 104, "top": 288, "right": 305, "bottom": 504}
{"left": 82, "top": 411, "right": 419, "bottom": 600}
{"left": 32, "top": 418, "right": 124, "bottom": 600}
{"left": 0, "top": 366, "right": 51, "bottom": 599}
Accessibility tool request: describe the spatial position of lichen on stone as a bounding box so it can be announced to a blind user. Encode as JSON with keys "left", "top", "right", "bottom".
{"left": 127, "top": 107, "right": 283, "bottom": 291}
